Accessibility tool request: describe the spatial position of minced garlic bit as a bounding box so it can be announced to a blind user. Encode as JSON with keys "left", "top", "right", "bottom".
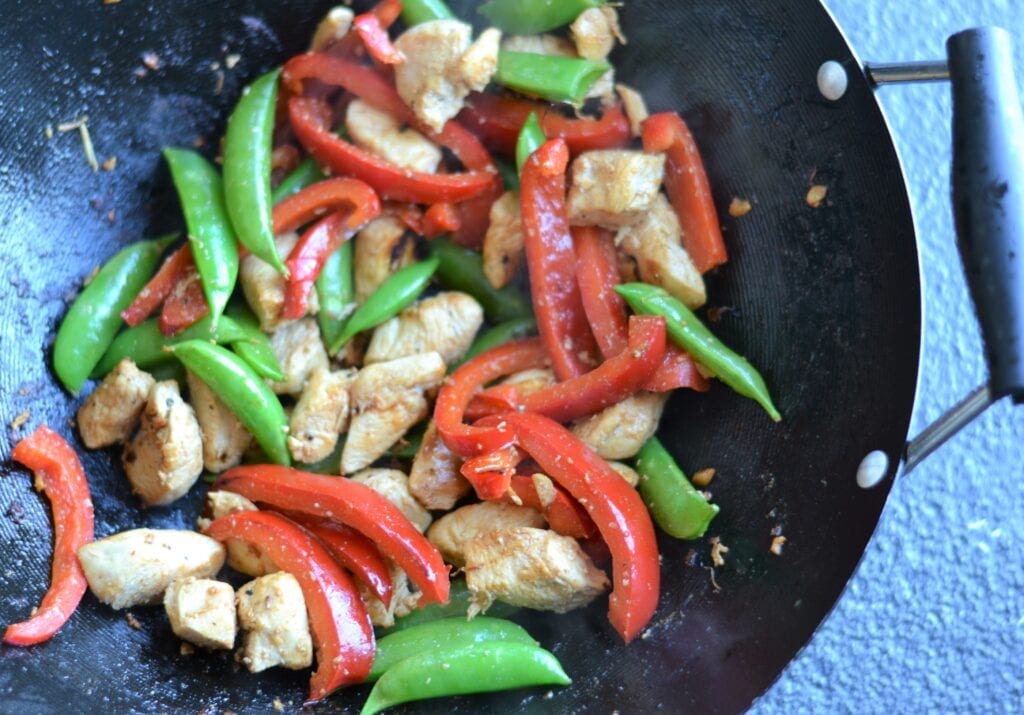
{"left": 44, "top": 124, "right": 54, "bottom": 140}
{"left": 272, "top": 698, "right": 285, "bottom": 713}
{"left": 102, "top": 155, "right": 117, "bottom": 171}
{"left": 125, "top": 612, "right": 142, "bottom": 630}
{"left": 770, "top": 535, "right": 787, "bottom": 556}
{"left": 10, "top": 409, "right": 31, "bottom": 430}
{"left": 180, "top": 641, "right": 194, "bottom": 656}
{"left": 142, "top": 52, "right": 160, "bottom": 70}
{"left": 214, "top": 71, "right": 225, "bottom": 96}
{"left": 709, "top": 536, "right": 728, "bottom": 567}
{"left": 692, "top": 468, "right": 715, "bottom": 488}
{"left": 225, "top": 53, "right": 242, "bottom": 70}
{"left": 806, "top": 184, "right": 828, "bottom": 208}
{"left": 728, "top": 197, "right": 752, "bottom": 217}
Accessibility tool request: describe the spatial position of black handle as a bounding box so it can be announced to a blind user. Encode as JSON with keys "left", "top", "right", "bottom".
{"left": 948, "top": 27, "right": 1024, "bottom": 402}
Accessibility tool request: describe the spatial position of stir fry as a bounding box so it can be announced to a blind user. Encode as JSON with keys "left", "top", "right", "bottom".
{"left": 7, "top": 0, "right": 780, "bottom": 711}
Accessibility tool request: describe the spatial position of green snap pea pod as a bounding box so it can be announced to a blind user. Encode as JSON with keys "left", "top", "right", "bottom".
{"left": 329, "top": 257, "right": 440, "bottom": 354}
{"left": 223, "top": 68, "right": 286, "bottom": 274}
{"left": 615, "top": 283, "right": 782, "bottom": 421}
{"left": 147, "top": 360, "right": 187, "bottom": 387}
{"left": 369, "top": 617, "right": 537, "bottom": 682}
{"left": 223, "top": 302, "right": 285, "bottom": 382}
{"left": 163, "top": 147, "right": 239, "bottom": 330}
{"left": 400, "top": 0, "right": 455, "bottom": 25}
{"left": 496, "top": 51, "right": 610, "bottom": 105}
{"left": 516, "top": 112, "right": 546, "bottom": 174}
{"left": 431, "top": 237, "right": 533, "bottom": 323}
{"left": 479, "top": 0, "right": 604, "bottom": 33}
{"left": 315, "top": 240, "right": 355, "bottom": 350}
{"left": 53, "top": 233, "right": 176, "bottom": 393}
{"left": 270, "top": 157, "right": 325, "bottom": 206}
{"left": 454, "top": 317, "right": 538, "bottom": 370}
{"left": 495, "top": 156, "right": 520, "bottom": 192}
{"left": 634, "top": 437, "right": 719, "bottom": 540}
{"left": 169, "top": 340, "right": 291, "bottom": 466}
{"left": 385, "top": 423, "right": 425, "bottom": 459}
{"left": 361, "top": 641, "right": 571, "bottom": 715}
{"left": 386, "top": 581, "right": 518, "bottom": 631}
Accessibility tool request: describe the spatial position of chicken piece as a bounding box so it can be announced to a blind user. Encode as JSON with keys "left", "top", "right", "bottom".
{"left": 236, "top": 572, "right": 313, "bottom": 672}
{"left": 394, "top": 21, "right": 500, "bottom": 131}
{"left": 464, "top": 527, "right": 608, "bottom": 614}
{"left": 354, "top": 215, "right": 416, "bottom": 304}
{"left": 196, "top": 491, "right": 277, "bottom": 577}
{"left": 187, "top": 371, "right": 252, "bottom": 473}
{"left": 309, "top": 5, "right": 354, "bottom": 52}
{"left": 342, "top": 352, "right": 446, "bottom": 473}
{"left": 501, "top": 34, "right": 576, "bottom": 57}
{"left": 288, "top": 367, "right": 355, "bottom": 464}
{"left": 358, "top": 561, "right": 419, "bottom": 628}
{"left": 567, "top": 150, "right": 666, "bottom": 229}
{"left": 570, "top": 6, "right": 622, "bottom": 61}
{"left": 240, "top": 233, "right": 315, "bottom": 333}
{"left": 482, "top": 191, "right": 525, "bottom": 289}
{"left": 350, "top": 468, "right": 432, "bottom": 533}
{"left": 345, "top": 99, "right": 442, "bottom": 174}
{"left": 77, "top": 358, "right": 154, "bottom": 449}
{"left": 615, "top": 83, "right": 649, "bottom": 137}
{"left": 571, "top": 391, "right": 668, "bottom": 459}
{"left": 427, "top": 502, "right": 546, "bottom": 567}
{"left": 409, "top": 420, "right": 468, "bottom": 511}
{"left": 608, "top": 461, "right": 641, "bottom": 487}
{"left": 267, "top": 318, "right": 329, "bottom": 396}
{"left": 364, "top": 292, "right": 484, "bottom": 366}
{"left": 77, "top": 529, "right": 225, "bottom": 609}
{"left": 122, "top": 380, "right": 203, "bottom": 506}
{"left": 615, "top": 193, "right": 707, "bottom": 309}
{"left": 502, "top": 368, "right": 556, "bottom": 396}
{"left": 164, "top": 577, "right": 236, "bottom": 650}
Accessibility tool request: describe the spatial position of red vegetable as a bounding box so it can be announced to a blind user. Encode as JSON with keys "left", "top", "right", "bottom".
{"left": 641, "top": 112, "right": 727, "bottom": 274}
{"left": 272, "top": 177, "right": 381, "bottom": 236}
{"left": 519, "top": 138, "right": 599, "bottom": 380}
{"left": 203, "top": 511, "right": 373, "bottom": 703}
{"left": 3, "top": 425, "right": 94, "bottom": 646}
{"left": 121, "top": 244, "right": 191, "bottom": 327}
{"left": 503, "top": 474, "right": 596, "bottom": 539}
{"left": 422, "top": 202, "right": 461, "bottom": 237}
{"left": 215, "top": 465, "right": 450, "bottom": 606}
{"left": 459, "top": 444, "right": 525, "bottom": 501}
{"left": 353, "top": 13, "right": 405, "bottom": 65}
{"left": 328, "top": 0, "right": 402, "bottom": 58}
{"left": 158, "top": 261, "right": 209, "bottom": 336}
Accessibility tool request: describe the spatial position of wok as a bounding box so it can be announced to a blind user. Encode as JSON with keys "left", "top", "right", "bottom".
{"left": 0, "top": 0, "right": 1019, "bottom": 712}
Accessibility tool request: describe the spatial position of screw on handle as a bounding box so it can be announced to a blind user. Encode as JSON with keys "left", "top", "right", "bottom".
{"left": 948, "top": 27, "right": 1024, "bottom": 402}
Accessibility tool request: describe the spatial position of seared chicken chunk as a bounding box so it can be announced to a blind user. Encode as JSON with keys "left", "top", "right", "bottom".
{"left": 77, "top": 529, "right": 225, "bottom": 609}
{"left": 358, "top": 561, "right": 419, "bottom": 628}
{"left": 409, "top": 420, "right": 469, "bottom": 511}
{"left": 309, "top": 5, "right": 354, "bottom": 52}
{"left": 427, "top": 502, "right": 545, "bottom": 567}
{"left": 196, "top": 492, "right": 276, "bottom": 577}
{"left": 350, "top": 468, "right": 432, "bottom": 533}
{"left": 267, "top": 318, "right": 329, "bottom": 396}
{"left": 609, "top": 461, "right": 641, "bottom": 487}
{"left": 465, "top": 527, "right": 608, "bottom": 614}
{"left": 570, "top": 6, "right": 623, "bottom": 61}
{"left": 236, "top": 572, "right": 313, "bottom": 673}
{"left": 346, "top": 99, "right": 442, "bottom": 174}
{"left": 122, "top": 380, "right": 203, "bottom": 506}
{"left": 187, "top": 371, "right": 252, "bottom": 473}
{"left": 364, "top": 292, "right": 483, "bottom": 366}
{"left": 615, "top": 83, "right": 649, "bottom": 137}
{"left": 616, "top": 193, "right": 706, "bottom": 309}
{"left": 567, "top": 150, "right": 665, "bottom": 229}
{"left": 502, "top": 368, "right": 556, "bottom": 396}
{"left": 501, "top": 34, "right": 575, "bottom": 57}
{"left": 288, "top": 367, "right": 355, "bottom": 464}
{"left": 164, "top": 577, "right": 236, "bottom": 650}
{"left": 571, "top": 391, "right": 668, "bottom": 459}
{"left": 482, "top": 191, "right": 525, "bottom": 290}
{"left": 240, "top": 233, "right": 314, "bottom": 332}
{"left": 354, "top": 216, "right": 416, "bottom": 304}
{"left": 77, "top": 358, "right": 154, "bottom": 449}
{"left": 342, "top": 352, "right": 446, "bottom": 473}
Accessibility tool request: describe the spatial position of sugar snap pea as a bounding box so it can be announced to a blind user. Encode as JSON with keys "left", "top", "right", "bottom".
{"left": 385, "top": 423, "right": 425, "bottom": 459}
{"left": 634, "top": 437, "right": 719, "bottom": 540}
{"left": 431, "top": 236, "right": 533, "bottom": 323}
{"left": 53, "top": 233, "right": 176, "bottom": 393}
{"left": 616, "top": 283, "right": 781, "bottom": 420}
{"left": 400, "top": 0, "right": 455, "bottom": 25}
{"left": 516, "top": 111, "right": 546, "bottom": 173}
{"left": 315, "top": 240, "right": 355, "bottom": 350}
{"left": 386, "top": 580, "right": 518, "bottom": 631}
{"left": 479, "top": 0, "right": 604, "bottom": 34}
{"left": 224, "top": 302, "right": 285, "bottom": 382}
{"left": 496, "top": 51, "right": 610, "bottom": 105}
{"left": 495, "top": 156, "right": 520, "bottom": 192}
{"left": 270, "top": 157, "right": 325, "bottom": 206}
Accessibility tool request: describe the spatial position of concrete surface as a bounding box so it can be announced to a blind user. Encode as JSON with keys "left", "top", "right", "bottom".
{"left": 752, "top": 1, "right": 1024, "bottom": 713}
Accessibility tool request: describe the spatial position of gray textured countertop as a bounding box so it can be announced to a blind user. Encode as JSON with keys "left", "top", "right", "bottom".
{"left": 754, "top": 1, "right": 1024, "bottom": 712}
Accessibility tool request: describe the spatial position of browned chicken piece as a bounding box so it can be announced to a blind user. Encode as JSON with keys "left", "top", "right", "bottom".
{"left": 345, "top": 99, "right": 442, "bottom": 174}
{"left": 358, "top": 561, "right": 420, "bottom": 628}
{"left": 164, "top": 577, "right": 236, "bottom": 650}
{"left": 394, "top": 21, "right": 501, "bottom": 131}
{"left": 570, "top": 6, "right": 623, "bottom": 60}
{"left": 236, "top": 572, "right": 313, "bottom": 673}
{"left": 288, "top": 367, "right": 355, "bottom": 464}
{"left": 614, "top": 83, "right": 649, "bottom": 137}
{"left": 77, "top": 529, "right": 225, "bottom": 609}
{"left": 350, "top": 468, "right": 432, "bottom": 533}
{"left": 309, "top": 5, "right": 354, "bottom": 52}
{"left": 196, "top": 491, "right": 277, "bottom": 578}
{"left": 409, "top": 420, "right": 469, "bottom": 511}
{"left": 186, "top": 371, "right": 252, "bottom": 473}
{"left": 364, "top": 292, "right": 484, "bottom": 366}
{"left": 341, "top": 352, "right": 446, "bottom": 473}
{"left": 616, "top": 193, "right": 706, "bottom": 309}
{"left": 501, "top": 33, "right": 575, "bottom": 56}
{"left": 427, "top": 502, "right": 546, "bottom": 567}
{"left": 354, "top": 215, "right": 416, "bottom": 304}
{"left": 122, "top": 380, "right": 204, "bottom": 506}
{"left": 482, "top": 191, "right": 525, "bottom": 289}
{"left": 568, "top": 150, "right": 666, "bottom": 229}
{"left": 77, "top": 358, "right": 154, "bottom": 449}
{"left": 571, "top": 391, "right": 668, "bottom": 460}
{"left": 267, "top": 317, "right": 328, "bottom": 396}
{"left": 608, "top": 461, "right": 641, "bottom": 487}
{"left": 240, "top": 233, "right": 315, "bottom": 332}
{"left": 464, "top": 527, "right": 608, "bottom": 614}
{"left": 502, "top": 368, "right": 556, "bottom": 395}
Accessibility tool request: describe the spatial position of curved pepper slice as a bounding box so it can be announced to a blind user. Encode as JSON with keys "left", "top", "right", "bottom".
{"left": 459, "top": 444, "right": 525, "bottom": 501}
{"left": 353, "top": 13, "right": 405, "bottom": 65}
{"left": 4, "top": 425, "right": 94, "bottom": 646}
{"left": 203, "top": 511, "right": 373, "bottom": 703}
{"left": 159, "top": 261, "right": 209, "bottom": 336}
{"left": 215, "top": 465, "right": 450, "bottom": 605}
{"left": 272, "top": 176, "right": 381, "bottom": 236}
{"left": 503, "top": 474, "right": 596, "bottom": 539}
{"left": 328, "top": 0, "right": 402, "bottom": 58}
{"left": 122, "top": 244, "right": 192, "bottom": 327}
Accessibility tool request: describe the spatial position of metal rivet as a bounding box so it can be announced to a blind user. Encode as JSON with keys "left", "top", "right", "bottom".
{"left": 856, "top": 450, "right": 890, "bottom": 489}
{"left": 817, "top": 60, "right": 849, "bottom": 101}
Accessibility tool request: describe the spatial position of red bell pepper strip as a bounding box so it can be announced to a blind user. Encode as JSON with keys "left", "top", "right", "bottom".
{"left": 4, "top": 425, "right": 94, "bottom": 646}
{"left": 353, "top": 13, "right": 405, "bottom": 65}
{"left": 121, "top": 244, "right": 192, "bottom": 327}
{"left": 203, "top": 511, "right": 373, "bottom": 702}
{"left": 422, "top": 202, "right": 461, "bottom": 237}
{"left": 272, "top": 176, "right": 381, "bottom": 236}
{"left": 641, "top": 112, "right": 727, "bottom": 274}
{"left": 434, "top": 338, "right": 548, "bottom": 457}
{"left": 500, "top": 412, "right": 660, "bottom": 642}
{"left": 289, "top": 96, "right": 494, "bottom": 205}
{"left": 328, "top": 0, "right": 402, "bottom": 58}
{"left": 271, "top": 143, "right": 301, "bottom": 173}
{"left": 644, "top": 349, "right": 710, "bottom": 393}
{"left": 215, "top": 465, "right": 450, "bottom": 606}
{"left": 520, "top": 138, "right": 599, "bottom": 380}
{"left": 158, "top": 261, "right": 209, "bottom": 336}
{"left": 503, "top": 474, "right": 596, "bottom": 539}
{"left": 459, "top": 444, "right": 525, "bottom": 501}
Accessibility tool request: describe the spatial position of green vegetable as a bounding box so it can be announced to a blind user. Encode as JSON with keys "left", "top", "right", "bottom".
{"left": 271, "top": 157, "right": 325, "bottom": 205}
{"left": 516, "top": 111, "right": 546, "bottom": 173}
{"left": 455, "top": 317, "right": 537, "bottom": 369}
{"left": 386, "top": 423, "right": 425, "bottom": 459}
{"left": 634, "top": 437, "right": 719, "bottom": 539}
{"left": 479, "top": 0, "right": 604, "bottom": 34}
{"left": 315, "top": 240, "right": 355, "bottom": 350}
{"left": 386, "top": 580, "right": 518, "bottom": 631}
{"left": 53, "top": 233, "right": 176, "bottom": 393}
{"left": 495, "top": 156, "right": 520, "bottom": 192}
{"left": 496, "top": 51, "right": 610, "bottom": 105}
{"left": 616, "top": 283, "right": 781, "bottom": 420}
{"left": 224, "top": 301, "right": 285, "bottom": 382}
{"left": 299, "top": 438, "right": 343, "bottom": 475}
{"left": 400, "top": 0, "right": 455, "bottom": 25}
{"left": 431, "top": 236, "right": 533, "bottom": 323}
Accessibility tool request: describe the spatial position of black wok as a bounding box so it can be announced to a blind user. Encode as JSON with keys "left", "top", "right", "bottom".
{"left": 0, "top": 0, "right": 957, "bottom": 711}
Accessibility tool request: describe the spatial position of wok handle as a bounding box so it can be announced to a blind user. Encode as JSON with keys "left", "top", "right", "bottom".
{"left": 947, "top": 27, "right": 1024, "bottom": 402}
